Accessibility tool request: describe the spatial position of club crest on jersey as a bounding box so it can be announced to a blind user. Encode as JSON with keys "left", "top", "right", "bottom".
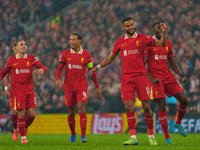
{"left": 136, "top": 40, "right": 139, "bottom": 46}
{"left": 81, "top": 58, "right": 84, "bottom": 63}
{"left": 166, "top": 47, "right": 168, "bottom": 53}
{"left": 27, "top": 61, "right": 29, "bottom": 66}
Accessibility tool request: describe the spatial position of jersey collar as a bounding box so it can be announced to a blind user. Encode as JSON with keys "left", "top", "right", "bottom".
{"left": 70, "top": 47, "right": 83, "bottom": 54}
{"left": 16, "top": 53, "right": 27, "bottom": 59}
{"left": 124, "top": 32, "right": 138, "bottom": 39}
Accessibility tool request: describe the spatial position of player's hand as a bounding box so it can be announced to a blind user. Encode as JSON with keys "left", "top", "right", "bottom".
{"left": 161, "top": 23, "right": 167, "bottom": 32}
{"left": 96, "top": 88, "right": 102, "bottom": 99}
{"left": 37, "top": 69, "right": 44, "bottom": 75}
{"left": 151, "top": 78, "right": 160, "bottom": 84}
{"left": 5, "top": 90, "right": 10, "bottom": 97}
{"left": 89, "top": 67, "right": 97, "bottom": 76}
{"left": 56, "top": 79, "right": 62, "bottom": 89}
{"left": 182, "top": 77, "right": 187, "bottom": 83}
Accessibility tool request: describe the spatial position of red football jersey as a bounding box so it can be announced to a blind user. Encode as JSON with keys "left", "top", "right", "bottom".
{"left": 0, "top": 54, "right": 47, "bottom": 94}
{"left": 112, "top": 33, "right": 155, "bottom": 79}
{"left": 59, "top": 48, "right": 92, "bottom": 91}
{"left": 145, "top": 40, "right": 174, "bottom": 80}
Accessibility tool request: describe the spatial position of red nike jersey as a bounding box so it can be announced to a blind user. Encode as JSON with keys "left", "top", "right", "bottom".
{"left": 145, "top": 40, "right": 174, "bottom": 80}
{"left": 112, "top": 33, "right": 155, "bottom": 79}
{"left": 0, "top": 54, "right": 47, "bottom": 94}
{"left": 59, "top": 48, "right": 92, "bottom": 91}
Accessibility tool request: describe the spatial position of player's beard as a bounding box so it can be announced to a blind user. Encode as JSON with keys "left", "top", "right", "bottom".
{"left": 126, "top": 29, "right": 136, "bottom": 36}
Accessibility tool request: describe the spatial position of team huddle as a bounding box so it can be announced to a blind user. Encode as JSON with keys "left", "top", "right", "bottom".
{"left": 0, "top": 17, "right": 188, "bottom": 145}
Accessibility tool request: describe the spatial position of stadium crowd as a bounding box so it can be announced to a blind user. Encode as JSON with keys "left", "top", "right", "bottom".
{"left": 0, "top": 0, "right": 199, "bottom": 126}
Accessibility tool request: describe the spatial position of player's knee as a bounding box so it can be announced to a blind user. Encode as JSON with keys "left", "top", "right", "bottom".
{"left": 29, "top": 111, "right": 37, "bottom": 118}
{"left": 158, "top": 106, "right": 166, "bottom": 111}
{"left": 180, "top": 97, "right": 188, "bottom": 106}
{"left": 142, "top": 104, "right": 151, "bottom": 114}
{"left": 124, "top": 104, "right": 134, "bottom": 112}
{"left": 68, "top": 112, "right": 75, "bottom": 117}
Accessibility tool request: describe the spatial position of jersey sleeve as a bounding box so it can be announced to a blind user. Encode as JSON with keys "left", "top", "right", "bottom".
{"left": 143, "top": 35, "right": 155, "bottom": 46}
{"left": 145, "top": 47, "right": 150, "bottom": 57}
{"left": 60, "top": 51, "right": 67, "bottom": 65}
{"left": 112, "top": 39, "right": 121, "bottom": 55}
{"left": 0, "top": 59, "right": 12, "bottom": 80}
{"left": 167, "top": 41, "right": 174, "bottom": 57}
{"left": 86, "top": 52, "right": 93, "bottom": 69}
{"left": 33, "top": 57, "right": 47, "bottom": 72}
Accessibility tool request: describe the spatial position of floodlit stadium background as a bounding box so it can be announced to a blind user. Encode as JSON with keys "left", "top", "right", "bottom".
{"left": 0, "top": 0, "right": 199, "bottom": 134}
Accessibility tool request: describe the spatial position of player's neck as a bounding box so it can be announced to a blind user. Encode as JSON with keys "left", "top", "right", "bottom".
{"left": 18, "top": 52, "right": 26, "bottom": 58}
{"left": 72, "top": 47, "right": 80, "bottom": 53}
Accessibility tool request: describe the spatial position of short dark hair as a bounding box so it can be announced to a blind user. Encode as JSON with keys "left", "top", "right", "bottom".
{"left": 153, "top": 22, "right": 161, "bottom": 29}
{"left": 71, "top": 33, "right": 82, "bottom": 40}
{"left": 122, "top": 17, "right": 133, "bottom": 24}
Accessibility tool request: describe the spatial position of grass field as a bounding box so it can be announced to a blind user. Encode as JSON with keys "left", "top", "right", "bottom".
{"left": 0, "top": 133, "right": 199, "bottom": 150}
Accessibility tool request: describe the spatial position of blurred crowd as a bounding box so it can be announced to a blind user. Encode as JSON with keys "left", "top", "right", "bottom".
{"left": 0, "top": 0, "right": 200, "bottom": 122}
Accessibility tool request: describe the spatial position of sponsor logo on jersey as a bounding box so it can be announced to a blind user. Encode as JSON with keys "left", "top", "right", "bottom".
{"left": 154, "top": 54, "right": 167, "bottom": 60}
{"left": 68, "top": 64, "right": 82, "bottom": 69}
{"left": 128, "top": 49, "right": 139, "bottom": 54}
{"left": 15, "top": 69, "right": 30, "bottom": 74}
{"left": 124, "top": 50, "right": 127, "bottom": 56}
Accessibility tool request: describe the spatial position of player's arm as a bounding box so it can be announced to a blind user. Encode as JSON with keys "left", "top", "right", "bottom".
{"left": 89, "top": 52, "right": 117, "bottom": 76}
{"left": 0, "top": 61, "right": 11, "bottom": 80}
{"left": 56, "top": 62, "right": 65, "bottom": 89}
{"left": 168, "top": 56, "right": 187, "bottom": 82}
{"left": 87, "top": 62, "right": 102, "bottom": 98}
{"left": 34, "top": 60, "right": 48, "bottom": 75}
{"left": 4, "top": 73, "right": 10, "bottom": 96}
{"left": 144, "top": 56, "right": 160, "bottom": 84}
{"left": 154, "top": 23, "right": 167, "bottom": 47}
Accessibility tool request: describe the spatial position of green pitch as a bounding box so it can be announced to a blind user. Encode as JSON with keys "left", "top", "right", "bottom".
{"left": 0, "top": 133, "right": 199, "bottom": 150}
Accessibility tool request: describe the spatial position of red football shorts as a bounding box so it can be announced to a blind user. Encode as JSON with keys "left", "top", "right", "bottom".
{"left": 10, "top": 96, "right": 14, "bottom": 109}
{"left": 13, "top": 93, "right": 36, "bottom": 110}
{"left": 64, "top": 90, "right": 88, "bottom": 106}
{"left": 121, "top": 75, "right": 151, "bottom": 101}
{"left": 150, "top": 78, "right": 184, "bottom": 100}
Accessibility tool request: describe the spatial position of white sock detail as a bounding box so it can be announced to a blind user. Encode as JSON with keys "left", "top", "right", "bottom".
{"left": 21, "top": 136, "right": 26, "bottom": 140}
{"left": 148, "top": 135, "right": 155, "bottom": 138}
{"left": 131, "top": 135, "right": 137, "bottom": 139}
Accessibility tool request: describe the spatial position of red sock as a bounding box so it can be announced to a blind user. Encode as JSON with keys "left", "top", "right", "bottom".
{"left": 11, "top": 114, "right": 18, "bottom": 130}
{"left": 176, "top": 104, "right": 187, "bottom": 124}
{"left": 18, "top": 118, "right": 26, "bottom": 136}
{"left": 127, "top": 111, "right": 136, "bottom": 136}
{"left": 158, "top": 111, "right": 170, "bottom": 140}
{"left": 79, "top": 113, "right": 87, "bottom": 137}
{"left": 68, "top": 116, "right": 76, "bottom": 135}
{"left": 144, "top": 113, "right": 154, "bottom": 135}
{"left": 25, "top": 115, "right": 35, "bottom": 128}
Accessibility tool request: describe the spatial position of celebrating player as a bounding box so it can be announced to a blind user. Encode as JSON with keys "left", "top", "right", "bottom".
{"left": 144, "top": 22, "right": 188, "bottom": 143}
{"left": 0, "top": 40, "right": 47, "bottom": 143}
{"left": 56, "top": 33, "right": 101, "bottom": 143}
{"left": 89, "top": 17, "right": 167, "bottom": 145}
